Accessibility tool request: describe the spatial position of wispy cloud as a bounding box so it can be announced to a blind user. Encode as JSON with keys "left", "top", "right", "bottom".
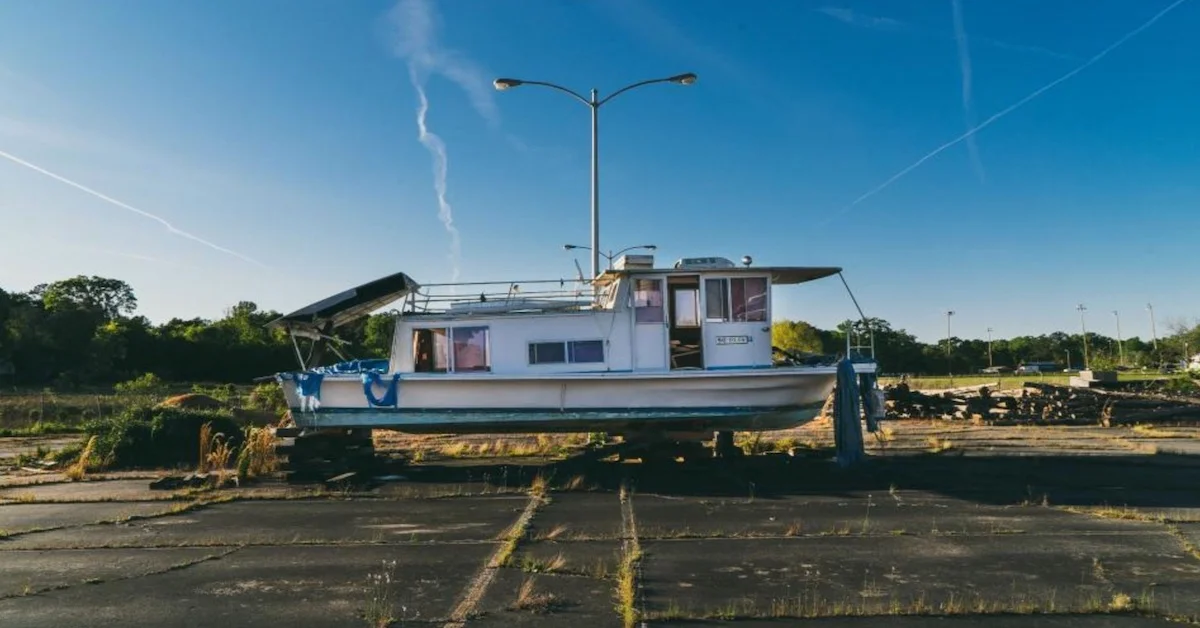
{"left": 951, "top": 0, "right": 985, "bottom": 181}
{"left": 598, "top": 0, "right": 752, "bottom": 81}
{"left": 823, "top": 0, "right": 1193, "bottom": 225}
{"left": 0, "top": 148, "right": 269, "bottom": 268}
{"left": 817, "top": 6, "right": 905, "bottom": 31}
{"left": 389, "top": 0, "right": 498, "bottom": 127}
{"left": 389, "top": 0, "right": 499, "bottom": 282}
{"left": 815, "top": 5, "right": 1077, "bottom": 61}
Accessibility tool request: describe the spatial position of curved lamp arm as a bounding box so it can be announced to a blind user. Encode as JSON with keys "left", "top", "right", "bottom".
{"left": 598, "top": 73, "right": 696, "bottom": 107}
{"left": 493, "top": 79, "right": 590, "bottom": 106}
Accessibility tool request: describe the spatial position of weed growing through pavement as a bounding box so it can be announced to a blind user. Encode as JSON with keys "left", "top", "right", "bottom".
{"left": 65, "top": 435, "right": 96, "bottom": 481}
{"left": 510, "top": 576, "right": 560, "bottom": 613}
{"left": 364, "top": 559, "right": 404, "bottom": 627}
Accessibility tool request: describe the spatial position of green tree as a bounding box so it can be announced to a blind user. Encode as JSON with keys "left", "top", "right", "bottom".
{"left": 772, "top": 319, "right": 823, "bottom": 354}
{"left": 34, "top": 276, "right": 137, "bottom": 320}
{"left": 362, "top": 314, "right": 396, "bottom": 358}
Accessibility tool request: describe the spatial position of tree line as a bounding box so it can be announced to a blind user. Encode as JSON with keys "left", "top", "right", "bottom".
{"left": 0, "top": 275, "right": 1196, "bottom": 388}
{"left": 0, "top": 275, "right": 393, "bottom": 388}
{"left": 772, "top": 317, "right": 1199, "bottom": 375}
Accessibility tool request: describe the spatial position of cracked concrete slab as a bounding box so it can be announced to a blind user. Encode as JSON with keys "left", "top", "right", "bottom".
{"left": 0, "top": 501, "right": 180, "bottom": 534}
{"left": 0, "top": 547, "right": 225, "bottom": 598}
{"left": 3, "top": 496, "right": 527, "bottom": 549}
{"left": 0, "top": 544, "right": 490, "bottom": 627}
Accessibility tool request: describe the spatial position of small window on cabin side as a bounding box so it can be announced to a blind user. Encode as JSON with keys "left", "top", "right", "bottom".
{"left": 413, "top": 328, "right": 449, "bottom": 372}
{"left": 705, "top": 278, "right": 729, "bottom": 321}
{"left": 528, "top": 342, "right": 566, "bottom": 365}
{"left": 633, "top": 279, "right": 664, "bottom": 323}
{"left": 451, "top": 326, "right": 490, "bottom": 371}
{"left": 731, "top": 277, "right": 768, "bottom": 322}
{"left": 568, "top": 340, "right": 604, "bottom": 363}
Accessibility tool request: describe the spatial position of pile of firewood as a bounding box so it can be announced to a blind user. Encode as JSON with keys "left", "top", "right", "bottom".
{"left": 884, "top": 382, "right": 1200, "bottom": 426}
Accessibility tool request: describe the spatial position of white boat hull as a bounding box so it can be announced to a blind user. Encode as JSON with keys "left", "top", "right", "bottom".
{"left": 279, "top": 366, "right": 859, "bottom": 435}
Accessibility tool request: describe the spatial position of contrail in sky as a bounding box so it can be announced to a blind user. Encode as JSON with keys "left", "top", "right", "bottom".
{"left": 824, "top": 0, "right": 1192, "bottom": 224}
{"left": 951, "top": 0, "right": 985, "bottom": 181}
{"left": 408, "top": 65, "right": 461, "bottom": 282}
{"left": 0, "top": 148, "right": 268, "bottom": 268}
{"left": 391, "top": 0, "right": 500, "bottom": 282}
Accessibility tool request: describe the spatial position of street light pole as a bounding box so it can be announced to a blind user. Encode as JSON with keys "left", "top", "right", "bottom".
{"left": 1077, "top": 304, "right": 1089, "bottom": 371}
{"left": 1112, "top": 310, "right": 1124, "bottom": 367}
{"left": 986, "top": 326, "right": 994, "bottom": 369}
{"left": 1147, "top": 303, "right": 1159, "bottom": 355}
{"left": 494, "top": 73, "right": 697, "bottom": 281}
{"left": 946, "top": 311, "right": 955, "bottom": 384}
{"left": 563, "top": 244, "right": 656, "bottom": 270}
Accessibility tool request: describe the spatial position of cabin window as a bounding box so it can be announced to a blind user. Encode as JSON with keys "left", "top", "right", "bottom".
{"left": 568, "top": 340, "right": 605, "bottom": 363}
{"left": 451, "top": 326, "right": 490, "bottom": 371}
{"left": 731, "top": 277, "right": 768, "bottom": 322}
{"left": 633, "top": 278, "right": 664, "bottom": 323}
{"left": 673, "top": 288, "right": 700, "bottom": 327}
{"left": 528, "top": 342, "right": 566, "bottom": 365}
{"left": 528, "top": 340, "right": 605, "bottom": 365}
{"left": 412, "top": 328, "right": 450, "bottom": 373}
{"left": 704, "top": 278, "right": 730, "bottom": 321}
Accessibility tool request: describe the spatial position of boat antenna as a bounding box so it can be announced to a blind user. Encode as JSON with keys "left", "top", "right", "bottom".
{"left": 573, "top": 258, "right": 585, "bottom": 283}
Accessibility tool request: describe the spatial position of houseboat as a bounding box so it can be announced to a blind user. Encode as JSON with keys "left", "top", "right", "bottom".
{"left": 269, "top": 254, "right": 879, "bottom": 442}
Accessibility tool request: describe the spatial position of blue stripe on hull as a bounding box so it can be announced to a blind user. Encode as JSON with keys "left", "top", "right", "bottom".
{"left": 289, "top": 404, "right": 825, "bottom": 434}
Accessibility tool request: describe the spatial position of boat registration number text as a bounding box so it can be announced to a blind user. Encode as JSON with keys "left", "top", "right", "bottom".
{"left": 716, "top": 335, "right": 752, "bottom": 345}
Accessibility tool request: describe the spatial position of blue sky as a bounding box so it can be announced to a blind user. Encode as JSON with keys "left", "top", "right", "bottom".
{"left": 1, "top": 0, "right": 1197, "bottom": 344}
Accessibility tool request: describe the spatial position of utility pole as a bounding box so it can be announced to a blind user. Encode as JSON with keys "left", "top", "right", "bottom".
{"left": 945, "top": 311, "right": 955, "bottom": 384}
{"left": 1077, "top": 304, "right": 1089, "bottom": 371}
{"left": 1147, "top": 303, "right": 1159, "bottom": 358}
{"left": 1112, "top": 310, "right": 1124, "bottom": 367}
{"left": 986, "top": 327, "right": 994, "bottom": 369}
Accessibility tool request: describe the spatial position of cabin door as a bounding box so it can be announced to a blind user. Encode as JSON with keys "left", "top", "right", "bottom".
{"left": 631, "top": 277, "right": 668, "bottom": 370}
{"left": 667, "top": 275, "right": 704, "bottom": 369}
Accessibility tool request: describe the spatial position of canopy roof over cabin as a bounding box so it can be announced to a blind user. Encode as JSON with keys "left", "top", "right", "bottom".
{"left": 594, "top": 266, "right": 842, "bottom": 287}
{"left": 267, "top": 271, "right": 419, "bottom": 337}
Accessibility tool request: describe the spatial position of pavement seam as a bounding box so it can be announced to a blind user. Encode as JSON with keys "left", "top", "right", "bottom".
{"left": 0, "top": 544, "right": 243, "bottom": 601}
{"left": 0, "top": 499, "right": 221, "bottom": 542}
{"left": 442, "top": 491, "right": 544, "bottom": 627}
{"left": 617, "top": 480, "right": 643, "bottom": 628}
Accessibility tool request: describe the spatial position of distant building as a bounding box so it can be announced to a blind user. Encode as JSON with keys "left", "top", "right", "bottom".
{"left": 1188, "top": 354, "right": 1200, "bottom": 372}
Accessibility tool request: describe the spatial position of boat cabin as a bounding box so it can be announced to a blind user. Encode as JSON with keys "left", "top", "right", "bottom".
{"left": 269, "top": 255, "right": 843, "bottom": 377}
{"left": 387, "top": 256, "right": 839, "bottom": 376}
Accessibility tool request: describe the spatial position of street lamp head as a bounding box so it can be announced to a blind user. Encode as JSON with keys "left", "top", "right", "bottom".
{"left": 643, "top": 245, "right": 657, "bottom": 250}
{"left": 563, "top": 244, "right": 581, "bottom": 251}
{"left": 669, "top": 72, "right": 698, "bottom": 85}
{"left": 493, "top": 78, "right": 523, "bottom": 91}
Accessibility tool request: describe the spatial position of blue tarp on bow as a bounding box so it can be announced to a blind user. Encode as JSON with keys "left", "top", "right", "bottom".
{"left": 292, "top": 372, "right": 325, "bottom": 400}
{"left": 313, "top": 359, "right": 389, "bottom": 375}
{"left": 362, "top": 371, "right": 401, "bottom": 407}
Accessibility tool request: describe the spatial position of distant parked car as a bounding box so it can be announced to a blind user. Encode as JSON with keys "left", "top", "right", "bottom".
{"left": 980, "top": 366, "right": 1012, "bottom": 374}
{"left": 1016, "top": 362, "right": 1059, "bottom": 375}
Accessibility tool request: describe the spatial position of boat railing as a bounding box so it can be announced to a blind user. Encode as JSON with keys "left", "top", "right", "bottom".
{"left": 401, "top": 278, "right": 611, "bottom": 315}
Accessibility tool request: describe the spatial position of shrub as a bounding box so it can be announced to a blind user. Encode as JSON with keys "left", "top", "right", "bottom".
{"left": 248, "top": 382, "right": 288, "bottom": 416}
{"left": 191, "top": 383, "right": 237, "bottom": 404}
{"left": 82, "top": 406, "right": 242, "bottom": 470}
{"left": 114, "top": 373, "right": 169, "bottom": 397}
